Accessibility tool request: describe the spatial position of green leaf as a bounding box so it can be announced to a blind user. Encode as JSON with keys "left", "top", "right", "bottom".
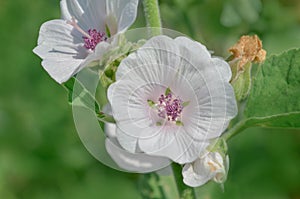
{"left": 244, "top": 49, "right": 300, "bottom": 128}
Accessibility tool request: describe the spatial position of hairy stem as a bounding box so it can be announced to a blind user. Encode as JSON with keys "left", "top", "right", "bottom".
{"left": 223, "top": 120, "right": 248, "bottom": 141}
{"left": 142, "top": 0, "right": 162, "bottom": 36}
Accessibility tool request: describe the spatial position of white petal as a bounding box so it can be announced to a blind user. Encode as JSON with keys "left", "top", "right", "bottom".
{"left": 175, "top": 36, "right": 211, "bottom": 60}
{"left": 116, "top": 35, "right": 181, "bottom": 80}
{"left": 78, "top": 41, "right": 111, "bottom": 71}
{"left": 104, "top": 121, "right": 117, "bottom": 138}
{"left": 175, "top": 37, "right": 236, "bottom": 122}
{"left": 183, "top": 152, "right": 228, "bottom": 187}
{"left": 138, "top": 127, "right": 209, "bottom": 164}
{"left": 33, "top": 20, "right": 86, "bottom": 83}
{"left": 182, "top": 161, "right": 212, "bottom": 187}
{"left": 60, "top": 0, "right": 72, "bottom": 20}
{"left": 38, "top": 58, "right": 83, "bottom": 84}
{"left": 36, "top": 19, "right": 82, "bottom": 45}
{"left": 211, "top": 153, "right": 228, "bottom": 183}
{"left": 106, "top": 0, "right": 139, "bottom": 34}
{"left": 116, "top": 126, "right": 138, "bottom": 153}
{"left": 105, "top": 138, "right": 170, "bottom": 173}
{"left": 104, "top": 122, "right": 171, "bottom": 172}
{"left": 103, "top": 113, "right": 139, "bottom": 153}
{"left": 212, "top": 57, "right": 232, "bottom": 82}
{"left": 108, "top": 80, "right": 166, "bottom": 141}
{"left": 173, "top": 39, "right": 237, "bottom": 139}
{"left": 62, "top": 0, "right": 106, "bottom": 31}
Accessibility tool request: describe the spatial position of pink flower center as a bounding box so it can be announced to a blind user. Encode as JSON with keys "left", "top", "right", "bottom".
{"left": 67, "top": 17, "right": 107, "bottom": 51}
{"left": 83, "top": 29, "right": 107, "bottom": 50}
{"left": 157, "top": 93, "right": 183, "bottom": 122}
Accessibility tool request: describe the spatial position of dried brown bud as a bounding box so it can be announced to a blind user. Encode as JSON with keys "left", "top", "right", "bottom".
{"left": 229, "top": 35, "right": 266, "bottom": 69}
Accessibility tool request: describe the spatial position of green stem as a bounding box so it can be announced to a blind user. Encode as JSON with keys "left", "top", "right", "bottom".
{"left": 222, "top": 120, "right": 248, "bottom": 141}
{"left": 171, "top": 163, "right": 197, "bottom": 199}
{"left": 142, "top": 0, "right": 162, "bottom": 36}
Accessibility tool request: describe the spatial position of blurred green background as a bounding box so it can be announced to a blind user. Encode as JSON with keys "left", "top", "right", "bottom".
{"left": 0, "top": 0, "right": 299, "bottom": 198}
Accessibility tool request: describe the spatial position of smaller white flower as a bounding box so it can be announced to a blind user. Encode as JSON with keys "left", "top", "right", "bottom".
{"left": 182, "top": 151, "right": 229, "bottom": 187}
{"left": 33, "top": 0, "right": 139, "bottom": 83}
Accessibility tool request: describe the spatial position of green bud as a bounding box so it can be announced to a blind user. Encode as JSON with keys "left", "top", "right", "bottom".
{"left": 230, "top": 61, "right": 252, "bottom": 101}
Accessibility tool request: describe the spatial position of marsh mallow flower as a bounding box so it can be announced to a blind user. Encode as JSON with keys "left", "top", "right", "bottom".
{"left": 107, "top": 35, "right": 237, "bottom": 164}
{"left": 182, "top": 151, "right": 229, "bottom": 187}
{"left": 33, "top": 0, "right": 139, "bottom": 83}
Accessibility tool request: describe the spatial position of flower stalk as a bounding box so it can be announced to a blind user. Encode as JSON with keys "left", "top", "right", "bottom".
{"left": 222, "top": 120, "right": 248, "bottom": 141}
{"left": 142, "top": 0, "right": 162, "bottom": 36}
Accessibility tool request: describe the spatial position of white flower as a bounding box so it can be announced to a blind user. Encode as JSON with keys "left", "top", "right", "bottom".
{"left": 107, "top": 35, "right": 237, "bottom": 164}
{"left": 33, "top": 0, "right": 139, "bottom": 83}
{"left": 182, "top": 151, "right": 229, "bottom": 187}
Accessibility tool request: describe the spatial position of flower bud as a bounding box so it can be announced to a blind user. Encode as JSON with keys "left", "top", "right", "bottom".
{"left": 182, "top": 151, "right": 229, "bottom": 187}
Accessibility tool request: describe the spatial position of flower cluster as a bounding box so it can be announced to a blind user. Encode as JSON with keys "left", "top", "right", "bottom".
{"left": 33, "top": 0, "right": 238, "bottom": 188}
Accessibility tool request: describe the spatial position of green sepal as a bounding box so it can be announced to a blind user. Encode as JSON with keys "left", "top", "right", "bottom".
{"left": 230, "top": 61, "right": 252, "bottom": 101}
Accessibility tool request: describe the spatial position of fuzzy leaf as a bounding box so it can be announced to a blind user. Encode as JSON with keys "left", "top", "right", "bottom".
{"left": 244, "top": 49, "right": 300, "bottom": 128}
